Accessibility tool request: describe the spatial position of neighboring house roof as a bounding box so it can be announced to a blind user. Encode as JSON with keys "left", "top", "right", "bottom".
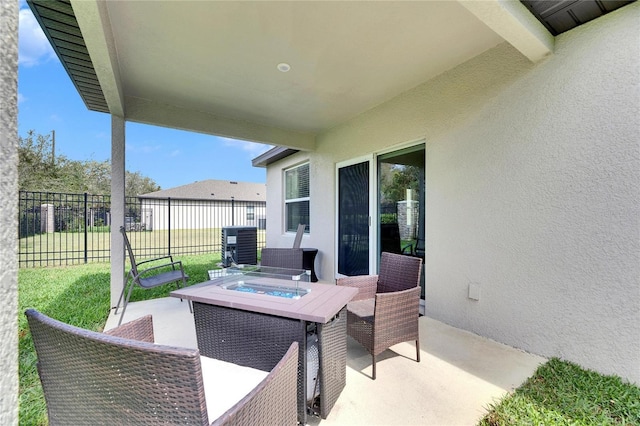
{"left": 139, "top": 180, "right": 266, "bottom": 202}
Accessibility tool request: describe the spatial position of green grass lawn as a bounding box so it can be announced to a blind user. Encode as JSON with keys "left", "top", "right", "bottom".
{"left": 18, "top": 253, "right": 215, "bottom": 425}
{"left": 18, "top": 227, "right": 267, "bottom": 266}
{"left": 18, "top": 257, "right": 640, "bottom": 425}
{"left": 480, "top": 359, "right": 640, "bottom": 425}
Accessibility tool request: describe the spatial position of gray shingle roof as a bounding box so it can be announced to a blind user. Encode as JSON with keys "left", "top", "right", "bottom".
{"left": 139, "top": 180, "right": 266, "bottom": 202}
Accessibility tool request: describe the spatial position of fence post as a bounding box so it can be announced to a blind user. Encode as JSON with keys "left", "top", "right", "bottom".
{"left": 168, "top": 197, "right": 171, "bottom": 255}
{"left": 84, "top": 192, "right": 88, "bottom": 263}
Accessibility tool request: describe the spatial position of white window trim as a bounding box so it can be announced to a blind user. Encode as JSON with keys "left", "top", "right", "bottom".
{"left": 284, "top": 162, "right": 310, "bottom": 233}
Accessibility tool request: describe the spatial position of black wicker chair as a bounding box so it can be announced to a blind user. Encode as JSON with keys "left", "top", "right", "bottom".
{"left": 25, "top": 309, "right": 299, "bottom": 425}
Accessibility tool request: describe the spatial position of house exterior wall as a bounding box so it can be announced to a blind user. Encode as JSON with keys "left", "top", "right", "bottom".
{"left": 265, "top": 4, "right": 640, "bottom": 384}
{"left": 141, "top": 199, "right": 266, "bottom": 230}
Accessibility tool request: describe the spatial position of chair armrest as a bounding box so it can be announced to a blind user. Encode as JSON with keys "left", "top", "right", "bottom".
{"left": 373, "top": 286, "right": 421, "bottom": 329}
{"left": 135, "top": 255, "right": 175, "bottom": 268}
{"left": 336, "top": 275, "right": 379, "bottom": 301}
{"left": 134, "top": 260, "right": 186, "bottom": 280}
{"left": 211, "top": 342, "right": 299, "bottom": 426}
{"left": 104, "top": 314, "right": 155, "bottom": 343}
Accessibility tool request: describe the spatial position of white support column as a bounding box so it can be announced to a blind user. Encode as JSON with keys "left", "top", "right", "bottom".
{"left": 0, "top": 0, "right": 19, "bottom": 422}
{"left": 110, "top": 115, "right": 126, "bottom": 308}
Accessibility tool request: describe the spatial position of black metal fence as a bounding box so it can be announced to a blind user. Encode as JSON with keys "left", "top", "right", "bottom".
{"left": 18, "top": 191, "right": 267, "bottom": 267}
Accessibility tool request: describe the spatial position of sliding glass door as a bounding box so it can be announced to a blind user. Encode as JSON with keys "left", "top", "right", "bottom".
{"left": 336, "top": 144, "right": 425, "bottom": 300}
{"left": 377, "top": 145, "right": 425, "bottom": 297}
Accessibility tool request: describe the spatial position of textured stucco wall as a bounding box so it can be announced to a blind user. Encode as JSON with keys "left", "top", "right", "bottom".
{"left": 0, "top": 0, "right": 19, "bottom": 424}
{"left": 423, "top": 5, "right": 639, "bottom": 384}
{"left": 266, "top": 3, "right": 640, "bottom": 383}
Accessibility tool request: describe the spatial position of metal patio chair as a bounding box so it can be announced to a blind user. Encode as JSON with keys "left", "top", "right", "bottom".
{"left": 336, "top": 251, "right": 423, "bottom": 379}
{"left": 115, "top": 225, "right": 189, "bottom": 325}
{"left": 25, "top": 309, "right": 299, "bottom": 425}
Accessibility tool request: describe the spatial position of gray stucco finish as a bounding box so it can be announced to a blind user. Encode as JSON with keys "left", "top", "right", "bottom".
{"left": 0, "top": 0, "right": 19, "bottom": 423}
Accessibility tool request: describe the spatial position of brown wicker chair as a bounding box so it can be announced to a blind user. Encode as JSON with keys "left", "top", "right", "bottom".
{"left": 260, "top": 247, "right": 304, "bottom": 269}
{"left": 336, "top": 251, "right": 423, "bottom": 379}
{"left": 25, "top": 309, "right": 299, "bottom": 425}
{"left": 115, "top": 225, "right": 189, "bottom": 325}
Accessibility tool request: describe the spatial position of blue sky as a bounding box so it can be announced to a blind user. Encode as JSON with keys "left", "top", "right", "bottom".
{"left": 17, "top": 3, "right": 271, "bottom": 189}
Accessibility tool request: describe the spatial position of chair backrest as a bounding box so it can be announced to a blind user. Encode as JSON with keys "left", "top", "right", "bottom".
{"left": 260, "top": 248, "right": 304, "bottom": 269}
{"left": 120, "top": 226, "right": 140, "bottom": 278}
{"left": 377, "top": 252, "right": 423, "bottom": 294}
{"left": 26, "top": 309, "right": 209, "bottom": 425}
{"left": 292, "top": 224, "right": 306, "bottom": 249}
{"left": 211, "top": 341, "right": 299, "bottom": 425}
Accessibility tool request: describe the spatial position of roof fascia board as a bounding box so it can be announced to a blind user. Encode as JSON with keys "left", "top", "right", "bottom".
{"left": 70, "top": 0, "right": 125, "bottom": 117}
{"left": 458, "top": 0, "right": 554, "bottom": 62}
{"left": 252, "top": 147, "right": 300, "bottom": 168}
{"left": 125, "top": 96, "right": 316, "bottom": 151}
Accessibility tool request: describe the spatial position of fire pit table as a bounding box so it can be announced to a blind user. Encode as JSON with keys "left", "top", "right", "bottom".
{"left": 171, "top": 265, "right": 357, "bottom": 423}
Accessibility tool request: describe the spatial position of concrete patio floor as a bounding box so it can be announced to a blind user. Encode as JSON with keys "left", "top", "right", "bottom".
{"left": 107, "top": 297, "right": 546, "bottom": 425}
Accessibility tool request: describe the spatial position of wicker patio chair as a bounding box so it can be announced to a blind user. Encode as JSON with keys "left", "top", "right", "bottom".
{"left": 115, "top": 225, "right": 189, "bottom": 325}
{"left": 260, "top": 247, "right": 304, "bottom": 270}
{"left": 25, "top": 309, "right": 299, "bottom": 425}
{"left": 336, "top": 251, "right": 423, "bottom": 379}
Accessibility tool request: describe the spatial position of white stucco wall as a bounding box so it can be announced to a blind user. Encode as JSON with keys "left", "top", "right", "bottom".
{"left": 266, "top": 4, "right": 640, "bottom": 383}
{"left": 0, "top": 0, "right": 19, "bottom": 423}
{"left": 423, "top": 6, "right": 639, "bottom": 384}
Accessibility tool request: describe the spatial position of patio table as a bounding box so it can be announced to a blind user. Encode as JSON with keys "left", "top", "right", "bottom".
{"left": 171, "top": 266, "right": 357, "bottom": 423}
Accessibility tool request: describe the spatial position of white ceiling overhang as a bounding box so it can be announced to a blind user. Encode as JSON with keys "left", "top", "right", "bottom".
{"left": 31, "top": 0, "right": 554, "bottom": 151}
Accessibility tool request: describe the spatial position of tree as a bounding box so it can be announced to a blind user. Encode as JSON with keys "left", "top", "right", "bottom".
{"left": 18, "top": 130, "right": 58, "bottom": 191}
{"left": 18, "top": 130, "right": 161, "bottom": 196}
{"left": 380, "top": 165, "right": 421, "bottom": 204}
{"left": 125, "top": 170, "right": 160, "bottom": 197}
{"left": 83, "top": 160, "right": 111, "bottom": 195}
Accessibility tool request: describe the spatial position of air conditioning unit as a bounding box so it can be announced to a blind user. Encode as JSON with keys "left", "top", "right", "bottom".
{"left": 221, "top": 226, "right": 257, "bottom": 267}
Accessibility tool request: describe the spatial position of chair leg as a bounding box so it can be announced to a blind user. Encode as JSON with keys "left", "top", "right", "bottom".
{"left": 372, "top": 355, "right": 376, "bottom": 380}
{"left": 178, "top": 277, "right": 193, "bottom": 313}
{"left": 117, "top": 282, "right": 136, "bottom": 326}
{"left": 114, "top": 284, "right": 126, "bottom": 314}
{"left": 114, "top": 272, "right": 133, "bottom": 314}
{"left": 416, "top": 338, "right": 421, "bottom": 363}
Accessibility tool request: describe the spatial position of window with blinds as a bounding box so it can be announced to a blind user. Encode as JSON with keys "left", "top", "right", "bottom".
{"left": 285, "top": 163, "right": 310, "bottom": 232}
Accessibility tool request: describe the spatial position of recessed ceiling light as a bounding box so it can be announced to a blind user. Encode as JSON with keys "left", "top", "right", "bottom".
{"left": 277, "top": 63, "right": 291, "bottom": 72}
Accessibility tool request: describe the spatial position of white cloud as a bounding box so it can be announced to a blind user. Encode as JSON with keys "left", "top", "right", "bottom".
{"left": 19, "top": 8, "right": 56, "bottom": 67}
{"left": 220, "top": 137, "right": 273, "bottom": 158}
{"left": 127, "top": 143, "right": 162, "bottom": 154}
{"left": 18, "top": 93, "right": 27, "bottom": 104}
{"left": 169, "top": 149, "right": 181, "bottom": 157}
